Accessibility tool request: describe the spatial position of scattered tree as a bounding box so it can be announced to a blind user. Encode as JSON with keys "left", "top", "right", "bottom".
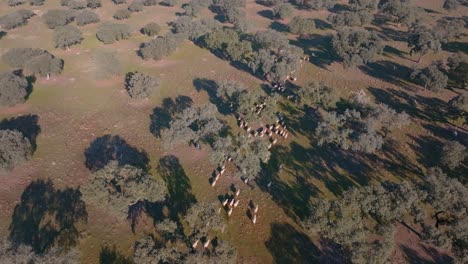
{"left": 446, "top": 54, "right": 468, "bottom": 89}
{"left": 7, "top": 0, "right": 26, "bottom": 6}
{"left": 0, "top": 71, "right": 28, "bottom": 107}
{"left": 328, "top": 11, "right": 373, "bottom": 29}
{"left": 25, "top": 53, "right": 64, "bottom": 79}
{"left": 2, "top": 48, "right": 49, "bottom": 68}
{"left": 53, "top": 25, "right": 83, "bottom": 49}
{"left": 291, "top": 0, "right": 337, "bottom": 10}
{"left": 96, "top": 22, "right": 131, "bottom": 44}
{"left": 332, "top": 28, "right": 384, "bottom": 68}
{"left": 112, "top": 0, "right": 127, "bottom": 4}
{"left": 160, "top": 0, "right": 177, "bottom": 6}
{"left": 379, "top": 0, "right": 418, "bottom": 27}
{"left": 125, "top": 72, "right": 160, "bottom": 99}
{"left": 297, "top": 81, "right": 337, "bottom": 108}
{"left": 443, "top": 0, "right": 460, "bottom": 11}
{"left": 0, "top": 129, "right": 32, "bottom": 171}
{"left": 28, "top": 0, "right": 45, "bottom": 5}
{"left": 68, "top": 0, "right": 87, "bottom": 9}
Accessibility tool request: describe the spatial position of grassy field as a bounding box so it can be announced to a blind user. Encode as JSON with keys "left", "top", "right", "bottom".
{"left": 0, "top": 0, "right": 467, "bottom": 263}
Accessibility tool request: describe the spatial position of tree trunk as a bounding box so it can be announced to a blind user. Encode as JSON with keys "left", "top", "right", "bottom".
{"left": 46, "top": 74, "right": 50, "bottom": 80}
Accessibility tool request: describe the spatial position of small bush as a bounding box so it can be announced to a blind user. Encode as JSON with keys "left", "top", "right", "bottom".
{"left": 112, "top": 0, "right": 126, "bottom": 4}
{"left": 113, "top": 9, "right": 131, "bottom": 20}
{"left": 76, "top": 10, "right": 100, "bottom": 26}
{"left": 141, "top": 22, "right": 161, "bottom": 36}
{"left": 68, "top": 0, "right": 87, "bottom": 9}
{"left": 125, "top": 72, "right": 160, "bottom": 99}
{"left": 160, "top": 0, "right": 177, "bottom": 6}
{"left": 7, "top": 0, "right": 26, "bottom": 6}
{"left": 28, "top": 0, "right": 45, "bottom": 6}
{"left": 143, "top": 0, "right": 157, "bottom": 5}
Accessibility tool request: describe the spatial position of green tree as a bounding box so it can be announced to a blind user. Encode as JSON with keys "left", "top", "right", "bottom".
{"left": 96, "top": 23, "right": 131, "bottom": 44}
{"left": 443, "top": 0, "right": 460, "bottom": 11}
{"left": 0, "top": 72, "right": 28, "bottom": 107}
{"left": 0, "top": 9, "right": 35, "bottom": 30}
{"left": 42, "top": 9, "right": 75, "bottom": 29}
{"left": 288, "top": 16, "right": 315, "bottom": 35}
{"left": 128, "top": 1, "right": 144, "bottom": 12}
{"left": 141, "top": 22, "right": 161, "bottom": 36}
{"left": 113, "top": 9, "right": 131, "bottom": 20}
{"left": 0, "top": 129, "right": 32, "bottom": 171}
{"left": 53, "top": 25, "right": 83, "bottom": 49}
{"left": 139, "top": 33, "right": 184, "bottom": 60}
{"left": 76, "top": 10, "right": 100, "bottom": 26}
{"left": 440, "top": 141, "right": 466, "bottom": 170}
{"left": 25, "top": 53, "right": 64, "bottom": 79}
{"left": 81, "top": 161, "right": 167, "bottom": 219}
{"left": 86, "top": 0, "right": 101, "bottom": 8}
{"left": 125, "top": 72, "right": 160, "bottom": 99}
{"left": 272, "top": 3, "right": 294, "bottom": 19}
{"left": 411, "top": 64, "right": 448, "bottom": 92}
{"left": 408, "top": 24, "right": 441, "bottom": 62}
{"left": 332, "top": 28, "right": 384, "bottom": 68}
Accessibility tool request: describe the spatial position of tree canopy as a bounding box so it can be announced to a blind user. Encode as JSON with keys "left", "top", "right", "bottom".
{"left": 96, "top": 22, "right": 131, "bottom": 44}
{"left": 125, "top": 71, "right": 160, "bottom": 99}
{"left": 0, "top": 71, "right": 28, "bottom": 107}
{"left": 53, "top": 25, "right": 83, "bottom": 49}
{"left": 0, "top": 129, "right": 32, "bottom": 172}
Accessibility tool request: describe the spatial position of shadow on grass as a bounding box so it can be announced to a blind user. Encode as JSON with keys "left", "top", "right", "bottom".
{"left": 408, "top": 135, "right": 443, "bottom": 170}
{"left": 290, "top": 34, "right": 335, "bottom": 69}
{"left": 258, "top": 9, "right": 274, "bottom": 20}
{"left": 100, "top": 245, "right": 134, "bottom": 264}
{"left": 193, "top": 78, "right": 234, "bottom": 115}
{"left": 442, "top": 41, "right": 468, "bottom": 54}
{"left": 9, "top": 179, "right": 87, "bottom": 253}
{"left": 157, "top": 155, "right": 197, "bottom": 220}
{"left": 270, "top": 21, "right": 288, "bottom": 32}
{"left": 368, "top": 87, "right": 448, "bottom": 123}
{"left": 84, "top": 135, "right": 150, "bottom": 172}
{"left": 358, "top": 60, "right": 413, "bottom": 86}
{"left": 0, "top": 31, "right": 6, "bottom": 39}
{"left": 149, "top": 96, "right": 193, "bottom": 137}
{"left": 0, "top": 114, "right": 41, "bottom": 151}
{"left": 400, "top": 245, "right": 453, "bottom": 264}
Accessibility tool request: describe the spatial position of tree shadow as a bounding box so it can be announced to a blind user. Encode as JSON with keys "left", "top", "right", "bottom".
{"left": 442, "top": 41, "right": 468, "bottom": 54}
{"left": 408, "top": 135, "right": 442, "bottom": 168}
{"left": 157, "top": 155, "right": 197, "bottom": 220}
{"left": 84, "top": 135, "right": 150, "bottom": 172}
{"left": 383, "top": 45, "right": 408, "bottom": 59}
{"left": 0, "top": 114, "right": 41, "bottom": 151}
{"left": 314, "top": 19, "right": 332, "bottom": 30}
{"left": 192, "top": 78, "right": 232, "bottom": 115}
{"left": 270, "top": 21, "right": 288, "bottom": 32}
{"left": 257, "top": 9, "right": 274, "bottom": 20}
{"left": 400, "top": 245, "right": 453, "bottom": 264}
{"left": 358, "top": 60, "right": 413, "bottom": 86}
{"left": 265, "top": 223, "right": 320, "bottom": 263}
{"left": 149, "top": 96, "right": 193, "bottom": 137}
{"left": 9, "top": 179, "right": 87, "bottom": 253}
{"left": 368, "top": 87, "right": 447, "bottom": 123}
{"left": 100, "top": 245, "right": 134, "bottom": 264}
{"left": 0, "top": 31, "right": 6, "bottom": 39}
{"left": 290, "top": 34, "right": 335, "bottom": 69}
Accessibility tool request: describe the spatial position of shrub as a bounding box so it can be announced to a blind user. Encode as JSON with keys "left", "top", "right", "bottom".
{"left": 125, "top": 72, "right": 160, "bottom": 99}
{"left": 0, "top": 9, "right": 35, "bottom": 30}
{"left": 141, "top": 22, "right": 161, "bottom": 36}
{"left": 0, "top": 72, "right": 28, "bottom": 107}
{"left": 86, "top": 0, "right": 102, "bottom": 8}
{"left": 0, "top": 129, "right": 32, "bottom": 171}
{"left": 288, "top": 16, "right": 315, "bottom": 34}
{"left": 112, "top": 0, "right": 126, "bottom": 4}
{"left": 113, "top": 9, "right": 131, "bottom": 20}
{"left": 42, "top": 9, "right": 75, "bottom": 29}
{"left": 128, "top": 1, "right": 144, "bottom": 12}
{"left": 443, "top": 0, "right": 460, "bottom": 10}
{"left": 60, "top": 0, "right": 71, "bottom": 5}
{"left": 76, "top": 10, "right": 100, "bottom": 26}
{"left": 96, "top": 23, "right": 131, "bottom": 44}
{"left": 53, "top": 25, "right": 83, "bottom": 49}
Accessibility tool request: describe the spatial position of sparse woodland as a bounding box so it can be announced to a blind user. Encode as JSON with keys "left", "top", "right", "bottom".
{"left": 0, "top": 0, "right": 466, "bottom": 263}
